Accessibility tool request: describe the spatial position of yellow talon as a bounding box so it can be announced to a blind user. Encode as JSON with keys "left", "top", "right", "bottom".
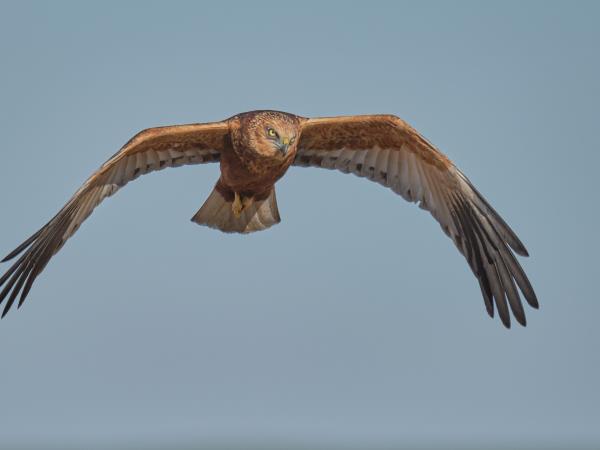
{"left": 232, "top": 192, "right": 243, "bottom": 218}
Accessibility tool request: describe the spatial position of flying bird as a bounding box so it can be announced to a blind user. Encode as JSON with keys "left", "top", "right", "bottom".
{"left": 0, "top": 110, "right": 537, "bottom": 327}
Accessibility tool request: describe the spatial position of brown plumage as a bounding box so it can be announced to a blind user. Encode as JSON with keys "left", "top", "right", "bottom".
{"left": 0, "top": 110, "right": 538, "bottom": 327}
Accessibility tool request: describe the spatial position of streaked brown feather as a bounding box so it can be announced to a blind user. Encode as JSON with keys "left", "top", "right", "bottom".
{"left": 0, "top": 121, "right": 230, "bottom": 315}
{"left": 295, "top": 114, "right": 536, "bottom": 327}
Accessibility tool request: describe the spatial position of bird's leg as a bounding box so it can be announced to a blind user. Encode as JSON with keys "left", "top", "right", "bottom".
{"left": 232, "top": 192, "right": 243, "bottom": 218}
{"left": 242, "top": 196, "right": 254, "bottom": 210}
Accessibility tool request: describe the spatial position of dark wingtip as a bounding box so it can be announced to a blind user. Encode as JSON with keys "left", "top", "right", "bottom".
{"left": 1, "top": 252, "right": 17, "bottom": 263}
{"left": 1, "top": 300, "right": 14, "bottom": 317}
{"left": 2, "top": 250, "right": 18, "bottom": 263}
{"left": 2, "top": 230, "right": 43, "bottom": 263}
{"left": 514, "top": 245, "right": 530, "bottom": 258}
{"left": 490, "top": 314, "right": 511, "bottom": 330}
{"left": 507, "top": 233, "right": 529, "bottom": 257}
{"left": 496, "top": 299, "right": 512, "bottom": 328}
{"left": 485, "top": 303, "right": 494, "bottom": 318}
{"left": 524, "top": 287, "right": 539, "bottom": 309}
{"left": 514, "top": 312, "right": 527, "bottom": 327}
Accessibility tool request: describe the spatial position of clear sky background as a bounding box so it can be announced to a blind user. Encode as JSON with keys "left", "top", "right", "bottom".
{"left": 0, "top": 1, "right": 598, "bottom": 449}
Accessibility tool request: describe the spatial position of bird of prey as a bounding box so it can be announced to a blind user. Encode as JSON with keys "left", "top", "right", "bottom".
{"left": 0, "top": 110, "right": 537, "bottom": 327}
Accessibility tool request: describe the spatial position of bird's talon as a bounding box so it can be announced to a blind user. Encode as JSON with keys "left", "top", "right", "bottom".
{"left": 232, "top": 192, "right": 243, "bottom": 218}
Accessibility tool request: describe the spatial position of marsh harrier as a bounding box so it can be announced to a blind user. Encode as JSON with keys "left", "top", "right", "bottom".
{"left": 0, "top": 110, "right": 538, "bottom": 327}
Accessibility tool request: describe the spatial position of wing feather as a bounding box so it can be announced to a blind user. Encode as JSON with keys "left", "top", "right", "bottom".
{"left": 295, "top": 115, "right": 537, "bottom": 327}
{"left": 0, "top": 121, "right": 230, "bottom": 315}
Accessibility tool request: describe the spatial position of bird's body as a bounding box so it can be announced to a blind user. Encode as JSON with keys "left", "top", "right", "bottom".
{"left": 215, "top": 111, "right": 301, "bottom": 213}
{"left": 0, "top": 110, "right": 538, "bottom": 327}
{"left": 191, "top": 110, "right": 303, "bottom": 231}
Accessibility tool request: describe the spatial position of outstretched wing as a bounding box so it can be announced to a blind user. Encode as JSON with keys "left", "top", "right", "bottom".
{"left": 295, "top": 115, "right": 537, "bottom": 328}
{"left": 0, "top": 120, "right": 230, "bottom": 316}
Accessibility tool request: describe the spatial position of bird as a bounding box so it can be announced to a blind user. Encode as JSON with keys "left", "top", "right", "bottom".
{"left": 0, "top": 110, "right": 537, "bottom": 327}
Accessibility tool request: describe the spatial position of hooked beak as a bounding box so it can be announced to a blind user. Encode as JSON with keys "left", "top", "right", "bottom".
{"left": 277, "top": 136, "right": 290, "bottom": 155}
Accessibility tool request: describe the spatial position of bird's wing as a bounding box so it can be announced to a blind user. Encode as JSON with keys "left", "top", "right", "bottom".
{"left": 0, "top": 121, "right": 230, "bottom": 316}
{"left": 295, "top": 115, "right": 537, "bottom": 328}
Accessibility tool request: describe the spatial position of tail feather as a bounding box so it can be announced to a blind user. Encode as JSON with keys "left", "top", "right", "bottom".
{"left": 191, "top": 186, "right": 281, "bottom": 234}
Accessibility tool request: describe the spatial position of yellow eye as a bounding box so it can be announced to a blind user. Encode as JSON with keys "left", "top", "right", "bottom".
{"left": 267, "top": 128, "right": 277, "bottom": 137}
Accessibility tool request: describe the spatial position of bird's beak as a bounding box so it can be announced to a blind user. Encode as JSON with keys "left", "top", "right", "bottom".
{"left": 278, "top": 136, "right": 290, "bottom": 155}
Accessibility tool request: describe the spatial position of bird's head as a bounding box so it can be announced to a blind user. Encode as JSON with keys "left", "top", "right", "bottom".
{"left": 236, "top": 110, "right": 303, "bottom": 159}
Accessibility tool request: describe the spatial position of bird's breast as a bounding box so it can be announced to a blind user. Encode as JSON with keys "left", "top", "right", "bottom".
{"left": 220, "top": 145, "right": 296, "bottom": 194}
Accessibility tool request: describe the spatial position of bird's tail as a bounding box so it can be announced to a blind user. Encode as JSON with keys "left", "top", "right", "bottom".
{"left": 191, "top": 185, "right": 281, "bottom": 234}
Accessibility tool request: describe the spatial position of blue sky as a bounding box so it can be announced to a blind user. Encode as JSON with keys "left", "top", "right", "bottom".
{"left": 0, "top": 1, "right": 598, "bottom": 448}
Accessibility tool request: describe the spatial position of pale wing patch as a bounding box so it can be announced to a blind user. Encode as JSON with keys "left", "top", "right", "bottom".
{"left": 61, "top": 146, "right": 220, "bottom": 244}
{"left": 0, "top": 122, "right": 227, "bottom": 316}
{"left": 294, "top": 133, "right": 536, "bottom": 328}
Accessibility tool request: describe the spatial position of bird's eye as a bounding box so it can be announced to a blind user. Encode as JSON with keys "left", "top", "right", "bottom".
{"left": 290, "top": 136, "right": 296, "bottom": 144}
{"left": 267, "top": 128, "right": 277, "bottom": 138}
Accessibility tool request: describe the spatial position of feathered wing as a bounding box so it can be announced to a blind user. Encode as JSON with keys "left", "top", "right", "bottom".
{"left": 0, "top": 121, "right": 230, "bottom": 316}
{"left": 295, "top": 115, "right": 537, "bottom": 328}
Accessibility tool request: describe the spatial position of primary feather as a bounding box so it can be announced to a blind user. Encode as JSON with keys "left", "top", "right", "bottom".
{"left": 294, "top": 115, "right": 537, "bottom": 327}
